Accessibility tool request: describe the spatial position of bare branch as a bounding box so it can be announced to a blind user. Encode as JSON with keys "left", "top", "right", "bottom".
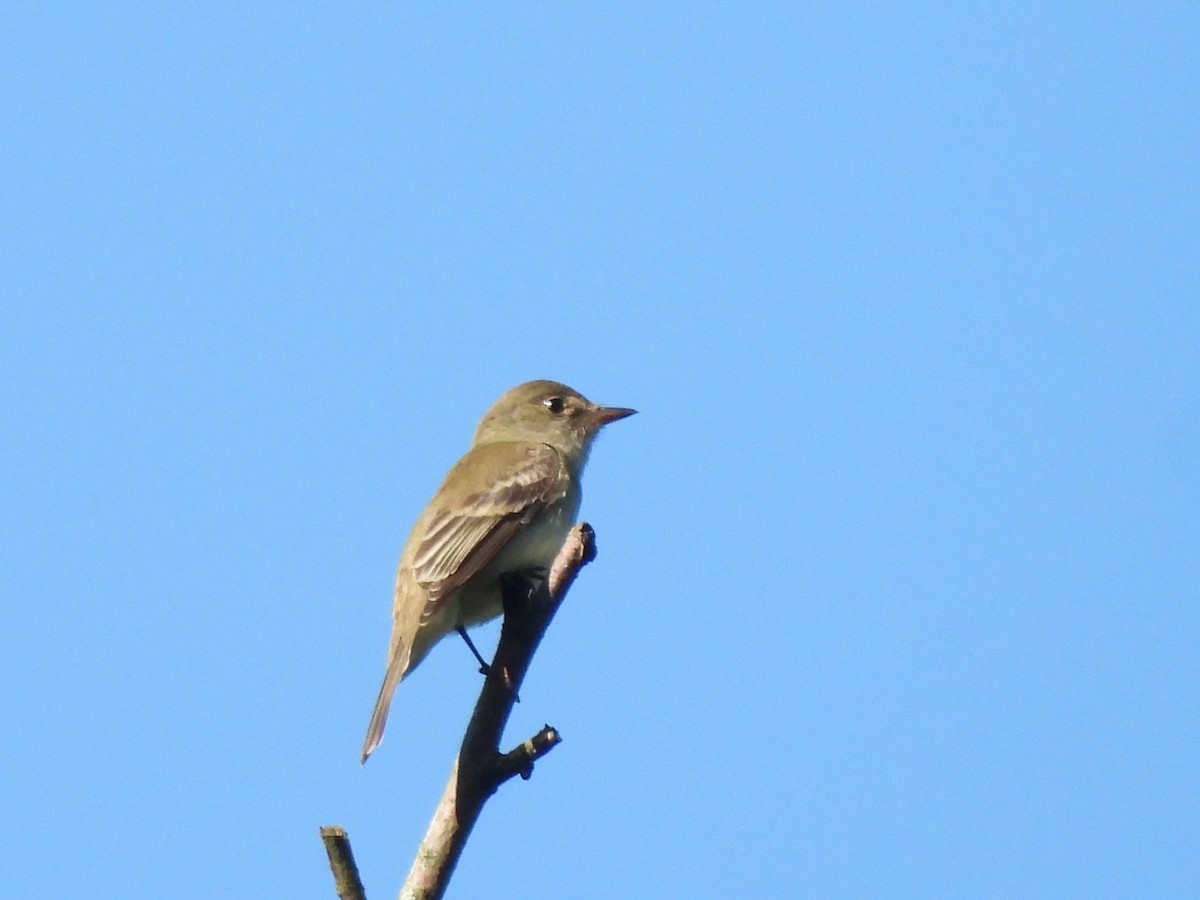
{"left": 495, "top": 724, "right": 562, "bottom": 784}
{"left": 320, "top": 825, "right": 367, "bottom": 900}
{"left": 398, "top": 523, "right": 597, "bottom": 900}
{"left": 318, "top": 524, "right": 598, "bottom": 900}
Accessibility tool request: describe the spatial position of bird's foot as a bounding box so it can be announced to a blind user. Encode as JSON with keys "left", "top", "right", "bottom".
{"left": 456, "top": 625, "right": 520, "bottom": 702}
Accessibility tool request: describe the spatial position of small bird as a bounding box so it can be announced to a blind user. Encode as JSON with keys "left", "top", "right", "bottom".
{"left": 360, "top": 380, "right": 636, "bottom": 763}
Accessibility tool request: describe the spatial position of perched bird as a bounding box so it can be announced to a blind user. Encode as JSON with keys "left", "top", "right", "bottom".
{"left": 360, "top": 380, "right": 636, "bottom": 763}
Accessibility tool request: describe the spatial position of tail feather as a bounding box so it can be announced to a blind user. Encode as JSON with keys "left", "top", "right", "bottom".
{"left": 360, "top": 642, "right": 410, "bottom": 764}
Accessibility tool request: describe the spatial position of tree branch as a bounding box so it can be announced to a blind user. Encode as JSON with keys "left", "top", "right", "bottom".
{"left": 320, "top": 825, "right": 367, "bottom": 900}
{"left": 399, "top": 522, "right": 597, "bottom": 900}
{"left": 318, "top": 523, "right": 598, "bottom": 900}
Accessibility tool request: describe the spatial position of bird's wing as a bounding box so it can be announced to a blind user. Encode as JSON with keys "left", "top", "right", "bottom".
{"left": 407, "top": 441, "right": 570, "bottom": 617}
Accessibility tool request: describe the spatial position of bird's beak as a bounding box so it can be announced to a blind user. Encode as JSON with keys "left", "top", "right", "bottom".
{"left": 591, "top": 406, "right": 638, "bottom": 427}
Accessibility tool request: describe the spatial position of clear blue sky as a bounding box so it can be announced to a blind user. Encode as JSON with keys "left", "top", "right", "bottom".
{"left": 3, "top": 3, "right": 1197, "bottom": 897}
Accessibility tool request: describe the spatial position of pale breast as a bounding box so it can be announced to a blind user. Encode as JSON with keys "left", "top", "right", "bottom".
{"left": 456, "top": 490, "right": 580, "bottom": 627}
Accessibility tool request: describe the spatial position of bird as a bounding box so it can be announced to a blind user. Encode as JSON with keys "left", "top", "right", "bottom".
{"left": 360, "top": 380, "right": 636, "bottom": 763}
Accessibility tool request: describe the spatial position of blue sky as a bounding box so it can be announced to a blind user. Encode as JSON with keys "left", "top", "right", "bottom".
{"left": 3, "top": 3, "right": 1197, "bottom": 897}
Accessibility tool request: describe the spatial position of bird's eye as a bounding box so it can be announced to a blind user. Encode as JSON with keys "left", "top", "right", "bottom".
{"left": 543, "top": 396, "right": 565, "bottom": 414}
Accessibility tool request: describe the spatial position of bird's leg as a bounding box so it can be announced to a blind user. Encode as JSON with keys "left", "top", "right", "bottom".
{"left": 456, "top": 626, "right": 492, "bottom": 675}
{"left": 452, "top": 569, "right": 546, "bottom": 701}
{"left": 457, "top": 624, "right": 521, "bottom": 703}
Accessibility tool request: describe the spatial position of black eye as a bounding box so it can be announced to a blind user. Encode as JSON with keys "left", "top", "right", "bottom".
{"left": 543, "top": 396, "right": 565, "bottom": 414}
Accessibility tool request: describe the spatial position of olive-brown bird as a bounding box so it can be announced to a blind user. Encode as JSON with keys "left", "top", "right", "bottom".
{"left": 360, "top": 380, "right": 635, "bottom": 763}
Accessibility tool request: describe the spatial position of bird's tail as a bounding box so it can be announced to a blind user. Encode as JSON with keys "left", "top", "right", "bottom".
{"left": 360, "top": 642, "right": 410, "bottom": 764}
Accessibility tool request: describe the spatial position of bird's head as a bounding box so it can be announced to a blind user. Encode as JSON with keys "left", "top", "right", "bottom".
{"left": 474, "top": 380, "right": 636, "bottom": 465}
